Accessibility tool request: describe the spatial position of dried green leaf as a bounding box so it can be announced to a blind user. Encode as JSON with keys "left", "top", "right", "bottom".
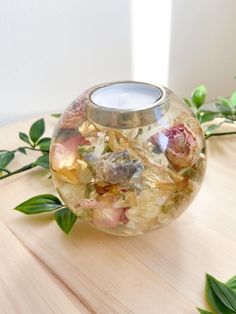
{"left": 34, "top": 153, "right": 49, "bottom": 169}
{"left": 54, "top": 207, "right": 77, "bottom": 234}
{"left": 15, "top": 194, "right": 62, "bottom": 215}
{"left": 29, "top": 118, "right": 45, "bottom": 144}
{"left": 206, "top": 274, "right": 236, "bottom": 313}
{"left": 191, "top": 85, "right": 207, "bottom": 108}
{"left": 19, "top": 132, "right": 31, "bottom": 146}
{"left": 0, "top": 151, "right": 14, "bottom": 168}
{"left": 37, "top": 137, "right": 51, "bottom": 152}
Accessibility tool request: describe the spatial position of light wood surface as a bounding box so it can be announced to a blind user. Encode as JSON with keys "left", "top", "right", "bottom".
{"left": 0, "top": 116, "right": 236, "bottom": 314}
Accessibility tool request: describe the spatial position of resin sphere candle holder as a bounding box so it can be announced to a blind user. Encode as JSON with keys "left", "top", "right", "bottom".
{"left": 50, "top": 82, "right": 206, "bottom": 236}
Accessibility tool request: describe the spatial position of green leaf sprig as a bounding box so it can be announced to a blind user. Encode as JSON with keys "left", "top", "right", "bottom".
{"left": 184, "top": 85, "right": 236, "bottom": 139}
{"left": 197, "top": 274, "right": 236, "bottom": 314}
{"left": 0, "top": 118, "right": 51, "bottom": 180}
{"left": 15, "top": 194, "right": 77, "bottom": 234}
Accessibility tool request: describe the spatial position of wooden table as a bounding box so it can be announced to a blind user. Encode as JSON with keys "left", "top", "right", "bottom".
{"left": 0, "top": 116, "right": 236, "bottom": 314}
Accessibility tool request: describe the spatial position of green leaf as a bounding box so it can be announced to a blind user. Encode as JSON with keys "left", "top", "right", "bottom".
{"left": 227, "top": 276, "right": 236, "bottom": 294}
{"left": 216, "top": 98, "right": 232, "bottom": 114}
{"left": 37, "top": 137, "right": 51, "bottom": 152}
{"left": 206, "top": 282, "right": 235, "bottom": 314}
{"left": 19, "top": 132, "right": 31, "bottom": 146}
{"left": 54, "top": 207, "right": 77, "bottom": 234}
{"left": 29, "top": 118, "right": 45, "bottom": 144}
{"left": 0, "top": 168, "right": 11, "bottom": 174}
{"left": 206, "top": 274, "right": 236, "bottom": 313}
{"left": 205, "top": 123, "right": 223, "bottom": 136}
{"left": 0, "top": 151, "right": 14, "bottom": 168}
{"left": 183, "top": 97, "right": 192, "bottom": 108}
{"left": 200, "top": 112, "right": 217, "bottom": 124}
{"left": 231, "top": 92, "right": 236, "bottom": 107}
{"left": 196, "top": 111, "right": 201, "bottom": 121}
{"left": 34, "top": 153, "right": 49, "bottom": 169}
{"left": 51, "top": 113, "right": 61, "bottom": 118}
{"left": 191, "top": 85, "right": 207, "bottom": 108}
{"left": 224, "top": 118, "right": 235, "bottom": 124}
{"left": 15, "top": 194, "right": 62, "bottom": 215}
{"left": 196, "top": 308, "right": 214, "bottom": 314}
{"left": 17, "top": 147, "right": 27, "bottom": 155}
{"left": 217, "top": 96, "right": 231, "bottom": 107}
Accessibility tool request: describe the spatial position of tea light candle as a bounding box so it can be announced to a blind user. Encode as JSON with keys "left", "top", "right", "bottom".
{"left": 91, "top": 82, "right": 163, "bottom": 110}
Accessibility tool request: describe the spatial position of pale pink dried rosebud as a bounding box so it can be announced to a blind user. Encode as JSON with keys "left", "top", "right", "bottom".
{"left": 164, "top": 124, "right": 198, "bottom": 168}
{"left": 50, "top": 134, "right": 90, "bottom": 183}
{"left": 51, "top": 134, "right": 89, "bottom": 171}
{"left": 92, "top": 195, "right": 129, "bottom": 228}
{"left": 60, "top": 98, "right": 86, "bottom": 129}
{"left": 93, "top": 207, "right": 126, "bottom": 228}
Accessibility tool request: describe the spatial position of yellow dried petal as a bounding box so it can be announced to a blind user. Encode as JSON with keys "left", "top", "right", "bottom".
{"left": 57, "top": 168, "right": 78, "bottom": 184}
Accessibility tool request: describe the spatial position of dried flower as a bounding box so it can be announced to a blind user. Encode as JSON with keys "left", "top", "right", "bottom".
{"left": 95, "top": 150, "right": 144, "bottom": 185}
{"left": 164, "top": 124, "right": 198, "bottom": 168}
{"left": 92, "top": 194, "right": 129, "bottom": 228}
{"left": 93, "top": 206, "right": 128, "bottom": 228}
{"left": 51, "top": 134, "right": 88, "bottom": 171}
{"left": 60, "top": 98, "right": 86, "bottom": 129}
{"left": 51, "top": 134, "right": 90, "bottom": 183}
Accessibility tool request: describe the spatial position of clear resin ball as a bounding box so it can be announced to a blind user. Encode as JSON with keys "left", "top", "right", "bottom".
{"left": 50, "top": 82, "right": 206, "bottom": 236}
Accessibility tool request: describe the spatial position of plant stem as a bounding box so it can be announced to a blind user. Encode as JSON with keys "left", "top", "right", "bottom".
{"left": 18, "top": 146, "right": 49, "bottom": 153}
{"left": 1, "top": 147, "right": 47, "bottom": 154}
{"left": 205, "top": 131, "right": 236, "bottom": 140}
{"left": 0, "top": 163, "right": 38, "bottom": 180}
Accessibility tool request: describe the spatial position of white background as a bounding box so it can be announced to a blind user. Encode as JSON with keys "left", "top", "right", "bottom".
{"left": 1, "top": 0, "right": 236, "bottom": 125}
{"left": 168, "top": 0, "right": 236, "bottom": 100}
{"left": 0, "top": 0, "right": 131, "bottom": 125}
{"left": 132, "top": 0, "right": 236, "bottom": 100}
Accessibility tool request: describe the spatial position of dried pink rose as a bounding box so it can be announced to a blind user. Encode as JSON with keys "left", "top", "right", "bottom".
{"left": 164, "top": 124, "right": 198, "bottom": 168}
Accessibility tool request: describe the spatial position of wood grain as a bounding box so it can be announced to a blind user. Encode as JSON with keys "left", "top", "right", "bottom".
{"left": 0, "top": 220, "right": 87, "bottom": 314}
{"left": 0, "top": 117, "right": 236, "bottom": 313}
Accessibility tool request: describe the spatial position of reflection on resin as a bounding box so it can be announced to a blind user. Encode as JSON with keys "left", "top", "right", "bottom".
{"left": 50, "top": 84, "right": 206, "bottom": 236}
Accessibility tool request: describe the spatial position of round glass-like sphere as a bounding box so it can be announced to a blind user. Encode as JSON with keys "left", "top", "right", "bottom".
{"left": 50, "top": 82, "right": 206, "bottom": 236}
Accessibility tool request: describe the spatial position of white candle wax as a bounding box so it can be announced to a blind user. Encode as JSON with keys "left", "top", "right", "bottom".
{"left": 91, "top": 82, "right": 162, "bottom": 110}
